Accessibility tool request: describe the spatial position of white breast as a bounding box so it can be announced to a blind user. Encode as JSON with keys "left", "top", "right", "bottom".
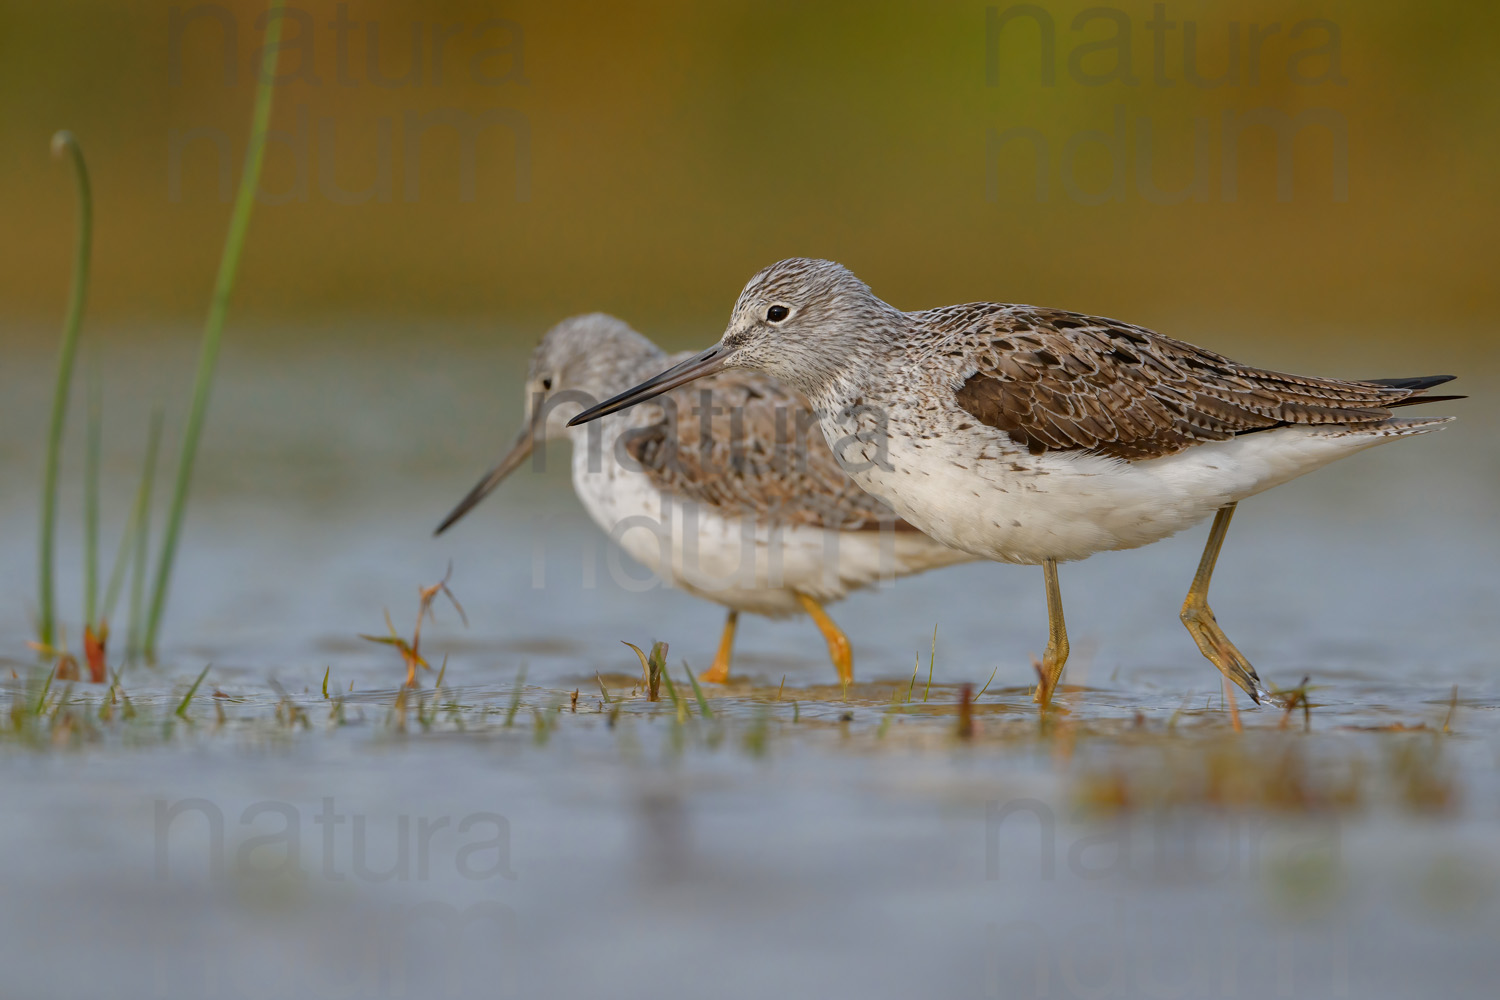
{"left": 566, "top": 425, "right": 973, "bottom": 617}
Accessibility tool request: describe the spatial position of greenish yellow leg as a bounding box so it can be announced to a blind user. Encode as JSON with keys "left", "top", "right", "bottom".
{"left": 1180, "top": 503, "right": 1265, "bottom": 704}
{"left": 796, "top": 593, "right": 854, "bottom": 685}
{"left": 1033, "top": 557, "right": 1070, "bottom": 707}
{"left": 698, "top": 610, "right": 739, "bottom": 684}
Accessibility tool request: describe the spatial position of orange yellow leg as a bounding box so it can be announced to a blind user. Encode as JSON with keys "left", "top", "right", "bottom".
{"left": 796, "top": 594, "right": 854, "bottom": 685}
{"left": 698, "top": 610, "right": 739, "bottom": 684}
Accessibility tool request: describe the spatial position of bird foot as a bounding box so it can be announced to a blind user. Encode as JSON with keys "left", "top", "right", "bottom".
{"left": 1181, "top": 602, "right": 1263, "bottom": 705}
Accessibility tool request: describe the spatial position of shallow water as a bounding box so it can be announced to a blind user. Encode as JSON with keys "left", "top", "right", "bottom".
{"left": 2, "top": 333, "right": 1497, "bottom": 998}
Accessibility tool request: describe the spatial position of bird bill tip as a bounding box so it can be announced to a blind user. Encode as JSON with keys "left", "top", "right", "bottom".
{"left": 433, "top": 421, "right": 538, "bottom": 533}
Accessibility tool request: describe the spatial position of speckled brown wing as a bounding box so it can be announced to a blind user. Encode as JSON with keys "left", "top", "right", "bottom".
{"left": 922, "top": 304, "right": 1453, "bottom": 461}
{"left": 622, "top": 362, "right": 912, "bottom": 531}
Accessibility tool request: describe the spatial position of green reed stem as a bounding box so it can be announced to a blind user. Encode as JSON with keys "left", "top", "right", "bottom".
{"left": 102, "top": 409, "right": 163, "bottom": 632}
{"left": 143, "top": 1, "right": 285, "bottom": 658}
{"left": 83, "top": 362, "right": 102, "bottom": 626}
{"left": 37, "top": 131, "right": 93, "bottom": 650}
{"left": 126, "top": 411, "right": 165, "bottom": 659}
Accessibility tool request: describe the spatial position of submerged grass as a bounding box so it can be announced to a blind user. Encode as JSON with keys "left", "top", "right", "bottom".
{"left": 683, "top": 663, "right": 713, "bottom": 719}
{"left": 923, "top": 624, "right": 937, "bottom": 702}
{"left": 0, "top": 648, "right": 1476, "bottom": 829}
{"left": 656, "top": 651, "right": 684, "bottom": 719}
{"left": 174, "top": 664, "right": 212, "bottom": 719}
{"left": 504, "top": 666, "right": 527, "bottom": 727}
{"left": 143, "top": 0, "right": 287, "bottom": 658}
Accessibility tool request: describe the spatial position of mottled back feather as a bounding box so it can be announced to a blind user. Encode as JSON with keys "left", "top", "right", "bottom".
{"left": 923, "top": 304, "right": 1455, "bottom": 461}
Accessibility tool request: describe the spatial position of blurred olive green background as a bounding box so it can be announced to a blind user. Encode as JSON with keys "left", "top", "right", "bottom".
{"left": 2, "top": 0, "right": 1496, "bottom": 349}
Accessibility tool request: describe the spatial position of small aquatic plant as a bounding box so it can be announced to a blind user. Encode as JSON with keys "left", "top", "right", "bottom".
{"left": 359, "top": 566, "right": 467, "bottom": 687}
{"left": 624, "top": 640, "right": 670, "bottom": 703}
{"left": 35, "top": 3, "right": 288, "bottom": 670}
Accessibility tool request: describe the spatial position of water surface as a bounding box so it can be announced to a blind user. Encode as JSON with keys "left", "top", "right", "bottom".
{"left": 2, "top": 333, "right": 1496, "bottom": 998}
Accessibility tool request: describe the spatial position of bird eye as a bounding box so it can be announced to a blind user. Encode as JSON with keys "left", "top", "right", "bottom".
{"left": 766, "top": 305, "right": 790, "bottom": 322}
{"left": 540, "top": 377, "right": 553, "bottom": 390}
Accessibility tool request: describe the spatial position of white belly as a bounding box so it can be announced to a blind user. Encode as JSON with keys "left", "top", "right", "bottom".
{"left": 568, "top": 433, "right": 973, "bottom": 617}
{"left": 833, "top": 418, "right": 1425, "bottom": 565}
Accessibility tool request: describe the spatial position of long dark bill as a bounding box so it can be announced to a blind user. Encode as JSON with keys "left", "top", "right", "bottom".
{"left": 566, "top": 345, "right": 730, "bottom": 427}
{"left": 434, "top": 416, "right": 538, "bottom": 536}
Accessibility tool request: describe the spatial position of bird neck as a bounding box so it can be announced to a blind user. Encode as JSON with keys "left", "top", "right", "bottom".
{"left": 798, "top": 308, "right": 911, "bottom": 413}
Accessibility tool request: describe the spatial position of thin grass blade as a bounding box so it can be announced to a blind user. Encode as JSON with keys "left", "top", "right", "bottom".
{"left": 124, "top": 409, "right": 165, "bottom": 658}
{"left": 174, "top": 663, "right": 212, "bottom": 718}
{"left": 37, "top": 131, "right": 93, "bottom": 649}
{"left": 83, "top": 362, "right": 102, "bottom": 626}
{"left": 683, "top": 662, "right": 713, "bottom": 719}
{"left": 143, "top": 1, "right": 286, "bottom": 658}
{"left": 102, "top": 409, "right": 163, "bottom": 629}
